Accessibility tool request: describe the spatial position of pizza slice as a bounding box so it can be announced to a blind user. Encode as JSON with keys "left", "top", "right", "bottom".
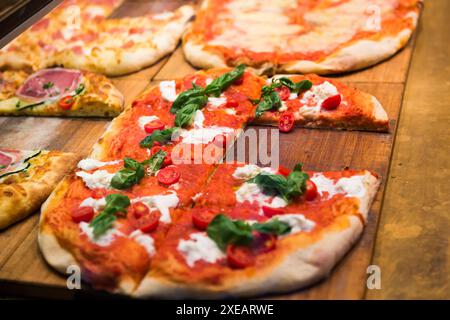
{"left": 91, "top": 66, "right": 263, "bottom": 162}
{"left": 0, "top": 68, "right": 124, "bottom": 117}
{"left": 134, "top": 162, "right": 380, "bottom": 298}
{"left": 0, "top": 148, "right": 79, "bottom": 229}
{"left": 252, "top": 74, "right": 389, "bottom": 132}
{"left": 38, "top": 156, "right": 214, "bottom": 292}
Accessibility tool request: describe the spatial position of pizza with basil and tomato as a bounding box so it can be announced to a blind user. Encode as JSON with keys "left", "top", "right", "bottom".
{"left": 0, "top": 1, "right": 194, "bottom": 76}
{"left": 0, "top": 148, "right": 79, "bottom": 229}
{"left": 183, "top": 0, "right": 421, "bottom": 75}
{"left": 39, "top": 160, "right": 380, "bottom": 297}
{"left": 0, "top": 68, "right": 124, "bottom": 117}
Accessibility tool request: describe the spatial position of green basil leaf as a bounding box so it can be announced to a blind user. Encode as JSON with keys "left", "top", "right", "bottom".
{"left": 174, "top": 103, "right": 199, "bottom": 128}
{"left": 286, "top": 170, "right": 309, "bottom": 199}
{"left": 207, "top": 214, "right": 253, "bottom": 250}
{"left": 252, "top": 218, "right": 291, "bottom": 235}
{"left": 294, "top": 80, "right": 312, "bottom": 93}
{"left": 90, "top": 194, "right": 130, "bottom": 239}
{"left": 252, "top": 172, "right": 289, "bottom": 201}
{"left": 277, "top": 77, "right": 296, "bottom": 91}
{"left": 170, "top": 84, "right": 205, "bottom": 114}
{"left": 74, "top": 83, "right": 85, "bottom": 96}
{"left": 205, "top": 64, "right": 245, "bottom": 97}
{"left": 293, "top": 163, "right": 303, "bottom": 172}
{"left": 143, "top": 149, "right": 167, "bottom": 174}
{"left": 110, "top": 157, "right": 145, "bottom": 190}
{"left": 140, "top": 127, "right": 177, "bottom": 148}
{"left": 255, "top": 86, "right": 282, "bottom": 117}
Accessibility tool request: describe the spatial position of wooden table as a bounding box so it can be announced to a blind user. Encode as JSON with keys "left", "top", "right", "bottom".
{"left": 0, "top": 0, "right": 448, "bottom": 299}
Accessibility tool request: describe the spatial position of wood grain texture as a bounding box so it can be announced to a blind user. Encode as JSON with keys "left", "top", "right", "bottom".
{"left": 0, "top": 0, "right": 428, "bottom": 299}
{"left": 366, "top": 0, "right": 450, "bottom": 300}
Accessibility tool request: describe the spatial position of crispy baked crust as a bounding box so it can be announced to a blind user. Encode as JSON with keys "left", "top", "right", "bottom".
{"left": 0, "top": 151, "right": 79, "bottom": 229}
{"left": 183, "top": 0, "right": 421, "bottom": 75}
{"left": 0, "top": 70, "right": 124, "bottom": 117}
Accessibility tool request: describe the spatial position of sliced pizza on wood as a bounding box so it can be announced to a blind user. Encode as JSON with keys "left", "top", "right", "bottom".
{"left": 253, "top": 74, "right": 389, "bottom": 132}
{"left": 0, "top": 68, "right": 124, "bottom": 117}
{"left": 0, "top": 148, "right": 79, "bottom": 229}
{"left": 134, "top": 162, "right": 380, "bottom": 298}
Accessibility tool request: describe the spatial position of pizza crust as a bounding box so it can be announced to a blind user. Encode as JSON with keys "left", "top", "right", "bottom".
{"left": 0, "top": 151, "right": 79, "bottom": 229}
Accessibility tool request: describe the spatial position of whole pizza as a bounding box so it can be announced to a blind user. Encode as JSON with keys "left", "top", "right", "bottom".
{"left": 183, "top": 0, "right": 422, "bottom": 74}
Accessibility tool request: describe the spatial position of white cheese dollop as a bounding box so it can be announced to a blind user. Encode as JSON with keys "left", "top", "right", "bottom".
{"left": 179, "top": 126, "right": 234, "bottom": 145}
{"left": 79, "top": 197, "right": 106, "bottom": 211}
{"left": 159, "top": 80, "right": 178, "bottom": 102}
{"left": 129, "top": 230, "right": 156, "bottom": 256}
{"left": 232, "top": 164, "right": 275, "bottom": 180}
{"left": 76, "top": 170, "right": 115, "bottom": 190}
{"left": 79, "top": 222, "right": 123, "bottom": 247}
{"left": 275, "top": 214, "right": 316, "bottom": 235}
{"left": 207, "top": 95, "right": 227, "bottom": 108}
{"left": 193, "top": 109, "right": 205, "bottom": 129}
{"left": 77, "top": 159, "right": 120, "bottom": 171}
{"left": 177, "top": 232, "right": 225, "bottom": 267}
{"left": 133, "top": 192, "right": 179, "bottom": 223}
{"left": 235, "top": 182, "right": 287, "bottom": 209}
{"left": 138, "top": 115, "right": 160, "bottom": 130}
{"left": 299, "top": 81, "right": 339, "bottom": 117}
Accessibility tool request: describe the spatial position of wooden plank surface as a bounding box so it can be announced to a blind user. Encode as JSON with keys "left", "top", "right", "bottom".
{"left": 366, "top": 0, "right": 450, "bottom": 300}
{"left": 0, "top": 0, "right": 428, "bottom": 299}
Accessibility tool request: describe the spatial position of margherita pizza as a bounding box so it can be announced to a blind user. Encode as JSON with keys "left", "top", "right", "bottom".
{"left": 0, "top": 148, "right": 79, "bottom": 229}
{"left": 0, "top": 68, "right": 124, "bottom": 117}
{"left": 183, "top": 0, "right": 421, "bottom": 75}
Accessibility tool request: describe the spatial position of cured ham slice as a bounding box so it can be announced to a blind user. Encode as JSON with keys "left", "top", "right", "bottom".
{"left": 15, "top": 68, "right": 82, "bottom": 103}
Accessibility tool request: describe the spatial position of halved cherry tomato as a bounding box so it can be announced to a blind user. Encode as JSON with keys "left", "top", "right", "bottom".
{"left": 144, "top": 119, "right": 165, "bottom": 134}
{"left": 278, "top": 165, "right": 291, "bottom": 177}
{"left": 252, "top": 231, "right": 277, "bottom": 253}
{"left": 227, "top": 245, "right": 255, "bottom": 269}
{"left": 212, "top": 134, "right": 227, "bottom": 148}
{"left": 59, "top": 95, "right": 74, "bottom": 110}
{"left": 233, "top": 75, "right": 244, "bottom": 85}
{"left": 262, "top": 206, "right": 285, "bottom": 218}
{"left": 275, "top": 86, "right": 291, "bottom": 100}
{"left": 226, "top": 98, "right": 239, "bottom": 108}
{"left": 321, "top": 94, "right": 341, "bottom": 110}
{"left": 71, "top": 206, "right": 94, "bottom": 223}
{"left": 278, "top": 112, "right": 295, "bottom": 133}
{"left": 305, "top": 179, "right": 318, "bottom": 201}
{"left": 130, "top": 202, "right": 149, "bottom": 218}
{"left": 192, "top": 208, "right": 216, "bottom": 230}
{"left": 157, "top": 165, "right": 180, "bottom": 185}
{"left": 129, "top": 206, "right": 160, "bottom": 233}
{"left": 150, "top": 146, "right": 172, "bottom": 166}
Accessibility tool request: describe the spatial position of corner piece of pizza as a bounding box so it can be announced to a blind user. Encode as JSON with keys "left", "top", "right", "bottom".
{"left": 0, "top": 68, "right": 124, "bottom": 117}
{"left": 254, "top": 74, "right": 389, "bottom": 132}
{"left": 39, "top": 160, "right": 380, "bottom": 297}
{"left": 183, "top": 0, "right": 422, "bottom": 75}
{"left": 0, "top": 148, "right": 79, "bottom": 229}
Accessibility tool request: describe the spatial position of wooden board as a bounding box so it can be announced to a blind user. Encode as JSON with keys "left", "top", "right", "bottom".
{"left": 0, "top": 0, "right": 427, "bottom": 299}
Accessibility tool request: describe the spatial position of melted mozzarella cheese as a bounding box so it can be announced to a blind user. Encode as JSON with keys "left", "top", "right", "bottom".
{"left": 232, "top": 164, "right": 275, "bottom": 180}
{"left": 179, "top": 126, "right": 234, "bottom": 145}
{"left": 77, "top": 158, "right": 120, "bottom": 171}
{"left": 207, "top": 95, "right": 227, "bottom": 108}
{"left": 133, "top": 193, "right": 179, "bottom": 223}
{"left": 299, "top": 81, "right": 339, "bottom": 117}
{"left": 79, "top": 222, "right": 123, "bottom": 247}
{"left": 138, "top": 115, "right": 160, "bottom": 130}
{"left": 235, "top": 182, "right": 287, "bottom": 209}
{"left": 129, "top": 230, "right": 156, "bottom": 256}
{"left": 193, "top": 109, "right": 205, "bottom": 128}
{"left": 275, "top": 214, "right": 316, "bottom": 235}
{"left": 159, "top": 80, "right": 178, "bottom": 102}
{"left": 76, "top": 170, "right": 114, "bottom": 190}
{"left": 79, "top": 197, "right": 106, "bottom": 211}
{"left": 177, "top": 232, "right": 225, "bottom": 267}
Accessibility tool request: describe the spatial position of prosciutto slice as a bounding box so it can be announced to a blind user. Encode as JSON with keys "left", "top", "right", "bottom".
{"left": 16, "top": 68, "right": 82, "bottom": 103}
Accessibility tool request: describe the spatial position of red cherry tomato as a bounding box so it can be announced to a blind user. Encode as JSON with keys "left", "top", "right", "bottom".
{"left": 157, "top": 165, "right": 180, "bottom": 185}
{"left": 233, "top": 75, "right": 244, "bottom": 85}
{"left": 212, "top": 134, "right": 228, "bottom": 148}
{"left": 192, "top": 209, "right": 216, "bottom": 230}
{"left": 226, "top": 98, "right": 239, "bottom": 108}
{"left": 321, "top": 94, "right": 341, "bottom": 110}
{"left": 262, "top": 206, "right": 285, "bottom": 218}
{"left": 130, "top": 210, "right": 160, "bottom": 233}
{"left": 305, "top": 179, "right": 318, "bottom": 201}
{"left": 252, "top": 231, "right": 277, "bottom": 253}
{"left": 278, "top": 112, "right": 295, "bottom": 133}
{"left": 130, "top": 202, "right": 149, "bottom": 218}
{"left": 59, "top": 95, "right": 74, "bottom": 110}
{"left": 144, "top": 119, "right": 165, "bottom": 134}
{"left": 278, "top": 165, "right": 291, "bottom": 177}
{"left": 71, "top": 206, "right": 94, "bottom": 223}
{"left": 227, "top": 245, "right": 255, "bottom": 269}
{"left": 275, "top": 86, "right": 291, "bottom": 100}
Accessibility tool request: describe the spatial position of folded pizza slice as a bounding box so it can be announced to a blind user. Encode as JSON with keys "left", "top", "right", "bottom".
{"left": 0, "top": 68, "right": 124, "bottom": 117}
{"left": 38, "top": 156, "right": 214, "bottom": 293}
{"left": 134, "top": 162, "right": 380, "bottom": 298}
{"left": 0, "top": 148, "right": 79, "bottom": 229}
{"left": 91, "top": 66, "right": 263, "bottom": 163}
{"left": 251, "top": 74, "right": 389, "bottom": 132}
